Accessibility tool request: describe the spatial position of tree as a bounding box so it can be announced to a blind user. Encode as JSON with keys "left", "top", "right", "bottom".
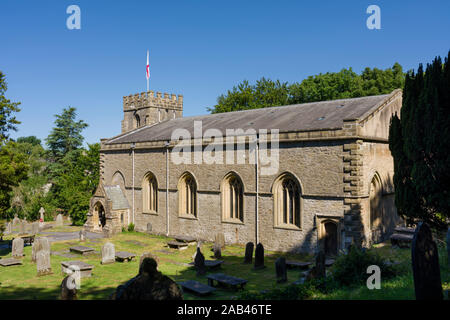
{"left": 0, "top": 72, "right": 21, "bottom": 143}
{"left": 45, "top": 107, "right": 88, "bottom": 161}
{"left": 0, "top": 141, "right": 29, "bottom": 219}
{"left": 208, "top": 64, "right": 405, "bottom": 113}
{"left": 389, "top": 52, "right": 450, "bottom": 229}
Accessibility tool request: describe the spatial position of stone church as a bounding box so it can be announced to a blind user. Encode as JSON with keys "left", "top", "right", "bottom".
{"left": 84, "top": 89, "right": 403, "bottom": 254}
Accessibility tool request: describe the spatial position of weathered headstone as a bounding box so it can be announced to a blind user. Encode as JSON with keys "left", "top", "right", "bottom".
{"left": 60, "top": 276, "right": 77, "bottom": 300}
{"left": 315, "top": 250, "right": 326, "bottom": 279}
{"left": 192, "top": 242, "right": 202, "bottom": 261}
{"left": 194, "top": 247, "right": 206, "bottom": 276}
{"left": 111, "top": 257, "right": 183, "bottom": 300}
{"left": 139, "top": 252, "right": 159, "bottom": 273}
{"left": 411, "top": 222, "right": 443, "bottom": 300}
{"left": 32, "top": 237, "right": 51, "bottom": 263}
{"left": 6, "top": 222, "right": 12, "bottom": 235}
{"left": 244, "top": 242, "right": 254, "bottom": 264}
{"left": 446, "top": 227, "right": 450, "bottom": 269}
{"left": 146, "top": 223, "right": 152, "bottom": 233}
{"left": 19, "top": 221, "right": 26, "bottom": 235}
{"left": 213, "top": 242, "right": 222, "bottom": 259}
{"left": 253, "top": 243, "right": 265, "bottom": 270}
{"left": 215, "top": 233, "right": 225, "bottom": 249}
{"left": 55, "top": 214, "right": 63, "bottom": 227}
{"left": 101, "top": 242, "right": 115, "bottom": 265}
{"left": 36, "top": 250, "right": 52, "bottom": 276}
{"left": 275, "top": 257, "right": 287, "bottom": 283}
{"left": 12, "top": 238, "right": 24, "bottom": 258}
{"left": 12, "top": 215, "right": 20, "bottom": 226}
{"left": 79, "top": 229, "right": 86, "bottom": 242}
{"left": 39, "top": 207, "right": 45, "bottom": 222}
{"left": 31, "top": 222, "right": 40, "bottom": 235}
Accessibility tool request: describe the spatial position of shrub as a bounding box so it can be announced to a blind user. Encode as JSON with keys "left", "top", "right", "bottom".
{"left": 331, "top": 245, "right": 399, "bottom": 287}
{"left": 127, "top": 223, "right": 135, "bottom": 232}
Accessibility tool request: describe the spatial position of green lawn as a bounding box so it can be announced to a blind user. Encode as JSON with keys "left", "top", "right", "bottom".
{"left": 0, "top": 225, "right": 448, "bottom": 300}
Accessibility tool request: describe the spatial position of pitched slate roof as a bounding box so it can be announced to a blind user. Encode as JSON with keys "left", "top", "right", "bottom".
{"left": 104, "top": 185, "right": 130, "bottom": 210}
{"left": 106, "top": 92, "right": 395, "bottom": 145}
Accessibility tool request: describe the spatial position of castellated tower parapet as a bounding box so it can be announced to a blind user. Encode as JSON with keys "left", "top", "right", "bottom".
{"left": 121, "top": 91, "right": 183, "bottom": 133}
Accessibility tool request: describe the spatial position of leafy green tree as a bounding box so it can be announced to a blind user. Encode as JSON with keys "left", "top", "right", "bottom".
{"left": 209, "top": 64, "right": 405, "bottom": 113}
{"left": 45, "top": 107, "right": 88, "bottom": 161}
{"left": 389, "top": 52, "right": 450, "bottom": 229}
{"left": 0, "top": 72, "right": 21, "bottom": 143}
{"left": 0, "top": 141, "right": 29, "bottom": 219}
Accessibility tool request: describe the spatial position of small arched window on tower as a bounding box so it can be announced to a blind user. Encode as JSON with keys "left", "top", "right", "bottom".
{"left": 178, "top": 173, "right": 197, "bottom": 218}
{"left": 273, "top": 173, "right": 301, "bottom": 229}
{"left": 142, "top": 173, "right": 158, "bottom": 213}
{"left": 221, "top": 173, "right": 244, "bottom": 223}
{"left": 134, "top": 114, "right": 141, "bottom": 128}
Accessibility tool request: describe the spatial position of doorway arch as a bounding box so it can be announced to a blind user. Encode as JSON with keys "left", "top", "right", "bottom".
{"left": 93, "top": 202, "right": 106, "bottom": 230}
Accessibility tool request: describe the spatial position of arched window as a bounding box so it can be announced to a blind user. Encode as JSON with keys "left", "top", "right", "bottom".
{"left": 369, "top": 174, "right": 383, "bottom": 230}
{"left": 178, "top": 173, "right": 197, "bottom": 217}
{"left": 222, "top": 173, "right": 244, "bottom": 222}
{"left": 135, "top": 114, "right": 141, "bottom": 128}
{"left": 273, "top": 173, "right": 301, "bottom": 228}
{"left": 142, "top": 173, "right": 157, "bottom": 213}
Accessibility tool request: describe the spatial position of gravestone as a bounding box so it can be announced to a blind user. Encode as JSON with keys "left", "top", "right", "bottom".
{"left": 32, "top": 237, "right": 51, "bottom": 263}
{"left": 31, "top": 222, "right": 40, "bottom": 235}
{"left": 146, "top": 223, "right": 152, "bottom": 233}
{"left": 244, "top": 242, "right": 254, "bottom": 264}
{"left": 36, "top": 250, "right": 52, "bottom": 276}
{"left": 139, "top": 252, "right": 159, "bottom": 273}
{"left": 411, "top": 222, "right": 443, "bottom": 300}
{"left": 446, "top": 227, "right": 450, "bottom": 269}
{"left": 12, "top": 215, "right": 20, "bottom": 226}
{"left": 55, "top": 214, "right": 63, "bottom": 227}
{"left": 101, "top": 242, "right": 115, "bottom": 264}
{"left": 111, "top": 257, "right": 183, "bottom": 300}
{"left": 253, "top": 243, "right": 265, "bottom": 270}
{"left": 39, "top": 207, "right": 45, "bottom": 222}
{"left": 12, "top": 238, "right": 24, "bottom": 258}
{"left": 194, "top": 247, "right": 206, "bottom": 276}
{"left": 6, "top": 222, "right": 12, "bottom": 235}
{"left": 192, "top": 242, "right": 202, "bottom": 261}
{"left": 213, "top": 242, "right": 222, "bottom": 259}
{"left": 19, "top": 221, "right": 26, "bottom": 235}
{"left": 79, "top": 229, "right": 86, "bottom": 242}
{"left": 315, "top": 250, "right": 326, "bottom": 279}
{"left": 60, "top": 276, "right": 77, "bottom": 300}
{"left": 275, "top": 257, "right": 287, "bottom": 283}
{"left": 215, "top": 233, "right": 225, "bottom": 249}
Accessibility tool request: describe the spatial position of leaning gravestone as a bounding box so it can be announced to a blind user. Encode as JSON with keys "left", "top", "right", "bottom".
{"left": 79, "top": 229, "right": 86, "bottom": 242}
{"left": 101, "top": 242, "right": 115, "bottom": 265}
{"left": 446, "top": 227, "right": 450, "bottom": 269}
{"left": 194, "top": 247, "right": 206, "bottom": 276}
{"left": 55, "top": 214, "right": 63, "bottom": 227}
{"left": 36, "top": 250, "right": 52, "bottom": 276}
{"left": 12, "top": 238, "right": 24, "bottom": 258}
{"left": 244, "top": 242, "right": 254, "bottom": 264}
{"left": 275, "top": 257, "right": 287, "bottom": 283}
{"left": 215, "top": 233, "right": 225, "bottom": 249}
{"left": 253, "top": 243, "right": 265, "bottom": 270}
{"left": 411, "top": 222, "right": 443, "bottom": 300}
{"left": 39, "top": 207, "right": 45, "bottom": 222}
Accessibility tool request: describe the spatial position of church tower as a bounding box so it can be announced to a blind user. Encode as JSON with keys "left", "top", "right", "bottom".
{"left": 121, "top": 91, "right": 183, "bottom": 133}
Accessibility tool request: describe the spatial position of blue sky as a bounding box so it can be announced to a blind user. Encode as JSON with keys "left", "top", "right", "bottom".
{"left": 1, "top": 0, "right": 449, "bottom": 145}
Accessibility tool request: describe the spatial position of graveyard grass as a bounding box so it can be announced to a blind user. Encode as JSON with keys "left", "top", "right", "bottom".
{"left": 0, "top": 223, "right": 449, "bottom": 300}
